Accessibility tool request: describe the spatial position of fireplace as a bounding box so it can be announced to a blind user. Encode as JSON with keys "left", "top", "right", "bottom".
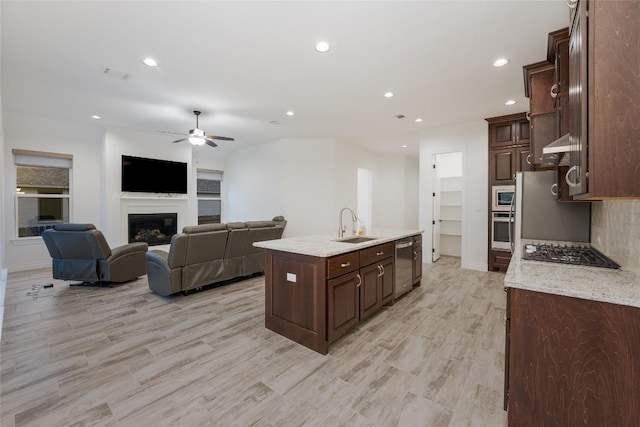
{"left": 128, "top": 213, "right": 177, "bottom": 246}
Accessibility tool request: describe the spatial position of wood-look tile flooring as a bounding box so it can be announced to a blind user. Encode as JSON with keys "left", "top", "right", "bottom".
{"left": 1, "top": 257, "right": 507, "bottom": 426}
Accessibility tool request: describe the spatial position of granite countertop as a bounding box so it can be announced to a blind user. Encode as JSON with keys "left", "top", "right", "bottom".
{"left": 254, "top": 228, "right": 423, "bottom": 258}
{"left": 505, "top": 238, "right": 640, "bottom": 308}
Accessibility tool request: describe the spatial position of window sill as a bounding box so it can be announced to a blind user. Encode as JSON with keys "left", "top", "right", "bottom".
{"left": 10, "top": 237, "right": 43, "bottom": 246}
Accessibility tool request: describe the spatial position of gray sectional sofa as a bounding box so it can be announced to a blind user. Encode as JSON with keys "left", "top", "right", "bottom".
{"left": 145, "top": 216, "right": 286, "bottom": 296}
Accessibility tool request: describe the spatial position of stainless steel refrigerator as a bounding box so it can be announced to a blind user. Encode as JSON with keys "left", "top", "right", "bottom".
{"left": 512, "top": 171, "right": 590, "bottom": 250}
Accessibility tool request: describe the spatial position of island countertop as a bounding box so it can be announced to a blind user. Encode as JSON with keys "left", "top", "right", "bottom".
{"left": 254, "top": 228, "right": 423, "bottom": 258}
{"left": 505, "top": 238, "right": 640, "bottom": 308}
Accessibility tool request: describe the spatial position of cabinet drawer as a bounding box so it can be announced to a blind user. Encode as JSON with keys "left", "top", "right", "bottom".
{"left": 360, "top": 242, "right": 395, "bottom": 267}
{"left": 327, "top": 251, "right": 359, "bottom": 279}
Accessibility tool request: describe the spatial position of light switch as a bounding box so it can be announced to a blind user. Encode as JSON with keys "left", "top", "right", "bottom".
{"left": 286, "top": 273, "right": 296, "bottom": 283}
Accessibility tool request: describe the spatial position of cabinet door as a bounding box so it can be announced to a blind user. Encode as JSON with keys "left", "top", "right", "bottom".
{"left": 490, "top": 122, "right": 517, "bottom": 148}
{"left": 568, "top": 1, "right": 588, "bottom": 196}
{"left": 412, "top": 247, "right": 422, "bottom": 285}
{"left": 514, "top": 120, "right": 530, "bottom": 146}
{"left": 490, "top": 147, "right": 516, "bottom": 185}
{"left": 380, "top": 257, "right": 394, "bottom": 304}
{"left": 327, "top": 271, "right": 360, "bottom": 342}
{"left": 529, "top": 113, "right": 555, "bottom": 166}
{"left": 360, "top": 263, "right": 381, "bottom": 321}
{"left": 516, "top": 146, "right": 533, "bottom": 173}
{"left": 529, "top": 68, "right": 556, "bottom": 115}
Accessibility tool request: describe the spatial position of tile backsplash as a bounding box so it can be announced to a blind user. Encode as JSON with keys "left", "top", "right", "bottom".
{"left": 591, "top": 200, "right": 640, "bottom": 275}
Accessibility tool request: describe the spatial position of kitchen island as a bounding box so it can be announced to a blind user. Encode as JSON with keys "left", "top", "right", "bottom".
{"left": 503, "top": 239, "right": 640, "bottom": 426}
{"left": 255, "top": 229, "right": 423, "bottom": 354}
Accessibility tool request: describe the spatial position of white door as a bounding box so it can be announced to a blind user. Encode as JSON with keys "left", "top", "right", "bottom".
{"left": 432, "top": 163, "right": 441, "bottom": 262}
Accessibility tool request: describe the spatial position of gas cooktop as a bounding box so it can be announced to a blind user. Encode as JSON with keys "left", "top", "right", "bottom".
{"left": 522, "top": 243, "right": 620, "bottom": 269}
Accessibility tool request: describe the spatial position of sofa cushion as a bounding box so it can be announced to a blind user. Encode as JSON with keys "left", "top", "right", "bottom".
{"left": 226, "top": 222, "right": 248, "bottom": 230}
{"left": 246, "top": 221, "right": 276, "bottom": 229}
{"left": 182, "top": 223, "right": 227, "bottom": 234}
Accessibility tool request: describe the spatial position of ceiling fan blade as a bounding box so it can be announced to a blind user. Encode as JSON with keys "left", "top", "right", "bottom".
{"left": 157, "top": 130, "right": 187, "bottom": 136}
{"left": 206, "top": 135, "right": 235, "bottom": 142}
{"left": 172, "top": 137, "right": 188, "bottom": 144}
{"left": 205, "top": 140, "right": 218, "bottom": 148}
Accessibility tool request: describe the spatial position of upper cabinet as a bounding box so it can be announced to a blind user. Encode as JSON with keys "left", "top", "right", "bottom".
{"left": 548, "top": 28, "right": 570, "bottom": 140}
{"left": 487, "top": 113, "right": 532, "bottom": 186}
{"left": 567, "top": 0, "right": 640, "bottom": 199}
{"left": 523, "top": 61, "right": 557, "bottom": 166}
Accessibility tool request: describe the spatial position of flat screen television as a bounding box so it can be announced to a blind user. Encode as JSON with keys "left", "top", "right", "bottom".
{"left": 121, "top": 155, "right": 188, "bottom": 194}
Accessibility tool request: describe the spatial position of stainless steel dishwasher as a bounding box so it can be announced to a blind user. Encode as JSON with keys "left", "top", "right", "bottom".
{"left": 395, "top": 238, "right": 414, "bottom": 298}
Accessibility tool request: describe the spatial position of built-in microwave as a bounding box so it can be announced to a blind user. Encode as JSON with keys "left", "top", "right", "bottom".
{"left": 492, "top": 185, "right": 515, "bottom": 212}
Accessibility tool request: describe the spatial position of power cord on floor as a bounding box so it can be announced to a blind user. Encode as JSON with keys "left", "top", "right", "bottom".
{"left": 26, "top": 283, "right": 55, "bottom": 299}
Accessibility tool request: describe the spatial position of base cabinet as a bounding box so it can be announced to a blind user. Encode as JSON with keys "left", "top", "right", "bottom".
{"left": 265, "top": 236, "right": 420, "bottom": 354}
{"left": 506, "top": 288, "right": 640, "bottom": 425}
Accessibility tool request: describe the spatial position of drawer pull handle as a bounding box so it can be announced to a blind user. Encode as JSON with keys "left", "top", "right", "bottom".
{"left": 550, "top": 83, "right": 558, "bottom": 98}
{"left": 377, "top": 265, "right": 383, "bottom": 277}
{"left": 376, "top": 251, "right": 384, "bottom": 256}
{"left": 526, "top": 154, "right": 532, "bottom": 165}
{"left": 356, "top": 273, "right": 361, "bottom": 287}
{"left": 340, "top": 262, "right": 351, "bottom": 268}
{"left": 413, "top": 250, "right": 418, "bottom": 260}
{"left": 550, "top": 183, "right": 558, "bottom": 196}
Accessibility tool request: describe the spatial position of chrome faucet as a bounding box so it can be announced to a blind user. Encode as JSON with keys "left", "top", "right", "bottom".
{"left": 339, "top": 207, "right": 359, "bottom": 238}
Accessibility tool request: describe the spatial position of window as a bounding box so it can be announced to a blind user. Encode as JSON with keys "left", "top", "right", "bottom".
{"left": 197, "top": 170, "right": 223, "bottom": 225}
{"left": 13, "top": 150, "right": 72, "bottom": 238}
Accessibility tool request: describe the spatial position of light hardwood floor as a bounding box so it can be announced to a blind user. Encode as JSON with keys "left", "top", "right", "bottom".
{"left": 1, "top": 257, "right": 508, "bottom": 427}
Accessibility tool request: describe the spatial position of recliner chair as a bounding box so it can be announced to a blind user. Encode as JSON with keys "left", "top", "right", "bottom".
{"left": 42, "top": 223, "right": 148, "bottom": 285}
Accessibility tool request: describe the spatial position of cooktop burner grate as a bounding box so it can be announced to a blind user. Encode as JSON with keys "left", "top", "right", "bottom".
{"left": 522, "top": 243, "right": 620, "bottom": 269}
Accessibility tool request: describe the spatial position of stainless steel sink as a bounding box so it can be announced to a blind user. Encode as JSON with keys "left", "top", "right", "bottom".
{"left": 336, "top": 236, "right": 378, "bottom": 244}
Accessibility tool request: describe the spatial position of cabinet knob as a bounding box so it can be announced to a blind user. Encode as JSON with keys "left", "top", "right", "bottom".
{"left": 376, "top": 251, "right": 384, "bottom": 256}
{"left": 340, "top": 262, "right": 351, "bottom": 268}
{"left": 550, "top": 84, "right": 558, "bottom": 98}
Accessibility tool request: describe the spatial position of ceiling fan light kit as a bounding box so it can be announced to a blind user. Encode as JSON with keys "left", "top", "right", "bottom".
{"left": 171, "top": 110, "right": 234, "bottom": 148}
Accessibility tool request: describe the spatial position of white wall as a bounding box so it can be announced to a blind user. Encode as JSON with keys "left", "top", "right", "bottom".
{"left": 419, "top": 120, "right": 488, "bottom": 271}
{"left": 225, "top": 138, "right": 336, "bottom": 238}
{"left": 226, "top": 138, "right": 419, "bottom": 238}
{"left": 2, "top": 111, "right": 105, "bottom": 270}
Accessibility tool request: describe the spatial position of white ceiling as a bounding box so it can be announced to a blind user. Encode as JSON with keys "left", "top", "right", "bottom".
{"left": 1, "top": 1, "right": 569, "bottom": 158}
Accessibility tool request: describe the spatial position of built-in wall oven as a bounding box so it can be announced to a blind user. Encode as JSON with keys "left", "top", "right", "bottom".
{"left": 492, "top": 212, "right": 514, "bottom": 250}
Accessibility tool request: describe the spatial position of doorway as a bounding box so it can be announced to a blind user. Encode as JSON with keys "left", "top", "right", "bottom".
{"left": 432, "top": 152, "right": 463, "bottom": 262}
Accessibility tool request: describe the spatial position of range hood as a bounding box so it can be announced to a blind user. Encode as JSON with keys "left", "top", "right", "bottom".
{"left": 541, "top": 133, "right": 570, "bottom": 166}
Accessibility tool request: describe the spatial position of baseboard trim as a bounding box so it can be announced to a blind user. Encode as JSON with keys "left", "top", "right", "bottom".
{"left": 7, "top": 260, "right": 50, "bottom": 272}
{"left": 462, "top": 261, "right": 488, "bottom": 272}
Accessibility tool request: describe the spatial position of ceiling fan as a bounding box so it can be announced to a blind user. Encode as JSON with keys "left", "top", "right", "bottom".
{"left": 171, "top": 110, "right": 234, "bottom": 147}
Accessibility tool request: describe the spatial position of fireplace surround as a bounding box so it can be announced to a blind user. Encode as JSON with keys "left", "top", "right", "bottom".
{"left": 128, "top": 213, "right": 177, "bottom": 246}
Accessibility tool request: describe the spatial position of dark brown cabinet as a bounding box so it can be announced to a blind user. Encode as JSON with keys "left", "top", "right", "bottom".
{"left": 488, "top": 115, "right": 530, "bottom": 149}
{"left": 568, "top": 0, "right": 640, "bottom": 199}
{"left": 523, "top": 61, "right": 556, "bottom": 166}
{"left": 486, "top": 113, "right": 531, "bottom": 271}
{"left": 327, "top": 271, "right": 359, "bottom": 342}
{"left": 548, "top": 28, "right": 570, "bottom": 140}
{"left": 412, "top": 235, "right": 422, "bottom": 286}
{"left": 359, "top": 242, "right": 394, "bottom": 320}
{"left": 506, "top": 288, "right": 640, "bottom": 425}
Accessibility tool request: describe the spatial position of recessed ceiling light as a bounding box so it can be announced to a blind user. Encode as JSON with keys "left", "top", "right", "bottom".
{"left": 384, "top": 92, "right": 395, "bottom": 98}
{"left": 143, "top": 57, "right": 158, "bottom": 67}
{"left": 91, "top": 115, "right": 101, "bottom": 119}
{"left": 505, "top": 99, "right": 517, "bottom": 106}
{"left": 415, "top": 118, "right": 423, "bottom": 123}
{"left": 286, "top": 111, "right": 295, "bottom": 116}
{"left": 493, "top": 58, "right": 509, "bottom": 67}
{"left": 315, "top": 41, "right": 330, "bottom": 53}
{"left": 401, "top": 145, "right": 408, "bottom": 148}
